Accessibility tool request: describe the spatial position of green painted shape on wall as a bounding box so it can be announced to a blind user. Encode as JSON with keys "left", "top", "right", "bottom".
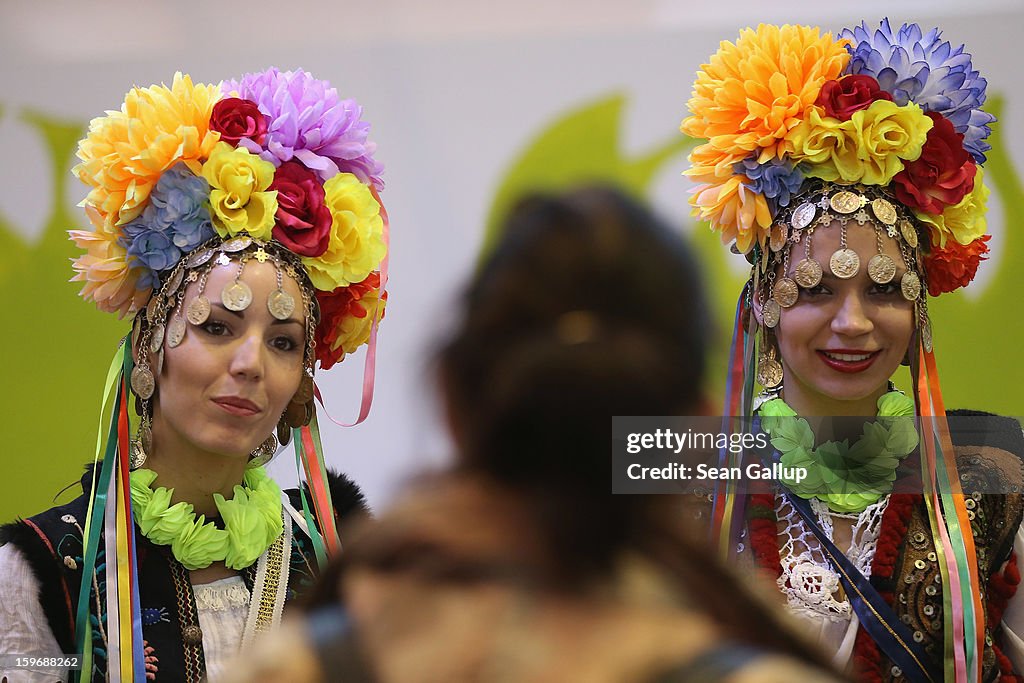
{"left": 0, "top": 109, "right": 126, "bottom": 523}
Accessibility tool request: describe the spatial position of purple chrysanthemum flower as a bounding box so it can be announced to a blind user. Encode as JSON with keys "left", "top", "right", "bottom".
{"left": 120, "top": 163, "right": 215, "bottom": 283}
{"left": 737, "top": 156, "right": 805, "bottom": 215}
{"left": 222, "top": 68, "right": 384, "bottom": 189}
{"left": 839, "top": 19, "right": 995, "bottom": 163}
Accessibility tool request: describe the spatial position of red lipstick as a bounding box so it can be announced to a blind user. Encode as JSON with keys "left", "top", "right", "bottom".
{"left": 816, "top": 349, "right": 880, "bottom": 374}
{"left": 212, "top": 396, "right": 261, "bottom": 416}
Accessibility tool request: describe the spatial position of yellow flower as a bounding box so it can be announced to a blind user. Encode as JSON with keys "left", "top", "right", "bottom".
{"left": 332, "top": 285, "right": 386, "bottom": 358}
{"left": 68, "top": 205, "right": 151, "bottom": 317}
{"left": 690, "top": 175, "right": 772, "bottom": 254}
{"left": 303, "top": 174, "right": 386, "bottom": 291}
{"left": 789, "top": 101, "right": 932, "bottom": 185}
{"left": 915, "top": 166, "right": 989, "bottom": 248}
{"left": 681, "top": 24, "right": 849, "bottom": 162}
{"left": 74, "top": 73, "right": 222, "bottom": 229}
{"left": 202, "top": 142, "right": 278, "bottom": 240}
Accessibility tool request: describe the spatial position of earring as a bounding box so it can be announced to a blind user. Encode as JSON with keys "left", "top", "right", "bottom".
{"left": 757, "top": 345, "right": 783, "bottom": 389}
{"left": 248, "top": 435, "right": 278, "bottom": 468}
{"left": 131, "top": 402, "right": 152, "bottom": 470}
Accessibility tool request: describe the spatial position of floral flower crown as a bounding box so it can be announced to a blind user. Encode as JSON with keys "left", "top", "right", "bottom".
{"left": 681, "top": 19, "right": 992, "bottom": 297}
{"left": 69, "top": 68, "right": 387, "bottom": 370}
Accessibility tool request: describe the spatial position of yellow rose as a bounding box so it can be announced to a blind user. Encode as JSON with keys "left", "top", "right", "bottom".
{"left": 915, "top": 166, "right": 989, "bottom": 248}
{"left": 303, "top": 173, "right": 386, "bottom": 291}
{"left": 332, "top": 286, "right": 386, "bottom": 357}
{"left": 789, "top": 101, "right": 932, "bottom": 186}
{"left": 202, "top": 141, "right": 278, "bottom": 239}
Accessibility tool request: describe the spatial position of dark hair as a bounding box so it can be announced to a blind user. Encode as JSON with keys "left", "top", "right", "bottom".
{"left": 435, "top": 187, "right": 831, "bottom": 667}
{"left": 439, "top": 186, "right": 711, "bottom": 573}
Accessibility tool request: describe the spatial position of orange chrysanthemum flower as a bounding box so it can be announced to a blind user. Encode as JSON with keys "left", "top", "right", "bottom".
{"left": 681, "top": 24, "right": 850, "bottom": 164}
{"left": 68, "top": 206, "right": 152, "bottom": 317}
{"left": 690, "top": 175, "right": 772, "bottom": 254}
{"left": 74, "top": 73, "right": 222, "bottom": 229}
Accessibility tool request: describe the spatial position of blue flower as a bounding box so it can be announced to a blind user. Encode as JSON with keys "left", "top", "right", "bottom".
{"left": 736, "top": 156, "right": 804, "bottom": 214}
{"left": 839, "top": 19, "right": 994, "bottom": 163}
{"left": 144, "top": 164, "right": 216, "bottom": 252}
{"left": 118, "top": 163, "right": 215, "bottom": 286}
{"left": 122, "top": 221, "right": 180, "bottom": 287}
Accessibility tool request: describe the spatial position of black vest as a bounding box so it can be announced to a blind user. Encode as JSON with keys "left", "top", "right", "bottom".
{"left": 1, "top": 466, "right": 368, "bottom": 683}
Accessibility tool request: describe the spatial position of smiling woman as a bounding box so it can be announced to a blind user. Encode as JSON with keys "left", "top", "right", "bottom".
{"left": 682, "top": 19, "right": 1024, "bottom": 683}
{"left": 0, "top": 69, "right": 387, "bottom": 683}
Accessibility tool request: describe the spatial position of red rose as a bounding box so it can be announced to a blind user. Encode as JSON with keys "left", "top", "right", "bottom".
{"left": 210, "top": 97, "right": 268, "bottom": 146}
{"left": 815, "top": 75, "right": 892, "bottom": 120}
{"left": 892, "top": 112, "right": 976, "bottom": 215}
{"left": 924, "top": 234, "right": 990, "bottom": 296}
{"left": 314, "top": 273, "right": 386, "bottom": 370}
{"left": 270, "top": 161, "right": 332, "bottom": 257}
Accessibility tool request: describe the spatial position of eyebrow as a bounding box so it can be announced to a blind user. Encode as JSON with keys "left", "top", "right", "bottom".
{"left": 209, "top": 301, "right": 304, "bottom": 327}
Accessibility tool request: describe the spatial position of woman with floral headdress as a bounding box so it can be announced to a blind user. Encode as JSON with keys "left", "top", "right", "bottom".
{"left": 0, "top": 69, "right": 388, "bottom": 683}
{"left": 683, "top": 20, "right": 1023, "bottom": 683}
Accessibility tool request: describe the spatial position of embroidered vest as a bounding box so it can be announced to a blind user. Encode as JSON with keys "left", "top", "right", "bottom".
{"left": 1, "top": 468, "right": 365, "bottom": 683}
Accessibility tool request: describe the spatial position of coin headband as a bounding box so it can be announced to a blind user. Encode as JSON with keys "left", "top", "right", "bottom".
{"left": 129, "top": 236, "right": 319, "bottom": 404}
{"left": 755, "top": 181, "right": 932, "bottom": 351}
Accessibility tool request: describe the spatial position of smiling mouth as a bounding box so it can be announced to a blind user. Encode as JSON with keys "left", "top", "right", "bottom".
{"left": 816, "top": 350, "right": 881, "bottom": 373}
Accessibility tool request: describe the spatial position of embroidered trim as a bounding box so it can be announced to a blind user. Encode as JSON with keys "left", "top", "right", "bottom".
{"left": 242, "top": 510, "right": 291, "bottom": 649}
{"left": 168, "top": 557, "right": 206, "bottom": 683}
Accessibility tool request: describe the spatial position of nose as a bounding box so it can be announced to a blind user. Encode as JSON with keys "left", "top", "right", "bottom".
{"left": 831, "top": 291, "right": 874, "bottom": 338}
{"left": 228, "top": 333, "right": 265, "bottom": 381}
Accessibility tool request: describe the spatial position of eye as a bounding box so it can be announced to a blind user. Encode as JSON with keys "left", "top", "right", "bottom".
{"left": 200, "top": 320, "right": 230, "bottom": 336}
{"left": 800, "top": 283, "right": 831, "bottom": 298}
{"left": 871, "top": 282, "right": 901, "bottom": 297}
{"left": 271, "top": 335, "right": 300, "bottom": 353}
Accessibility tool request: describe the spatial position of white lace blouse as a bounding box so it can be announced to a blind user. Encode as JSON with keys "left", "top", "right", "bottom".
{"left": 771, "top": 493, "right": 1024, "bottom": 674}
{"left": 0, "top": 543, "right": 249, "bottom": 683}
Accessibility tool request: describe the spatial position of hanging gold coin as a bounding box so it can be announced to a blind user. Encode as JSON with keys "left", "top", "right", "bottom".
{"left": 870, "top": 198, "right": 897, "bottom": 226}
{"left": 165, "top": 268, "right": 185, "bottom": 296}
{"left": 900, "top": 220, "right": 919, "bottom": 248}
{"left": 268, "top": 289, "right": 296, "bottom": 320}
{"left": 830, "top": 191, "right": 863, "bottom": 214}
{"left": 167, "top": 314, "right": 187, "bottom": 348}
{"left": 867, "top": 254, "right": 897, "bottom": 284}
{"left": 186, "top": 295, "right": 211, "bottom": 325}
{"left": 294, "top": 374, "right": 315, "bottom": 403}
{"left": 920, "top": 317, "right": 933, "bottom": 352}
{"left": 762, "top": 299, "right": 781, "bottom": 329}
{"left": 222, "top": 281, "right": 253, "bottom": 311}
{"left": 791, "top": 203, "right": 817, "bottom": 231}
{"left": 829, "top": 248, "right": 860, "bottom": 279}
{"left": 773, "top": 277, "right": 799, "bottom": 308}
{"left": 131, "top": 365, "right": 155, "bottom": 400}
{"left": 769, "top": 224, "right": 786, "bottom": 253}
{"left": 757, "top": 354, "right": 784, "bottom": 389}
{"left": 187, "top": 248, "right": 214, "bottom": 268}
{"left": 146, "top": 294, "right": 163, "bottom": 322}
{"left": 794, "top": 258, "right": 823, "bottom": 288}
{"left": 901, "top": 271, "right": 922, "bottom": 301}
{"left": 221, "top": 235, "right": 253, "bottom": 252}
{"left": 149, "top": 324, "right": 165, "bottom": 354}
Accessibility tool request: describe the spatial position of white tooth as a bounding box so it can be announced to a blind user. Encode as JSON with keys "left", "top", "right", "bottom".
{"left": 826, "top": 352, "right": 871, "bottom": 362}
